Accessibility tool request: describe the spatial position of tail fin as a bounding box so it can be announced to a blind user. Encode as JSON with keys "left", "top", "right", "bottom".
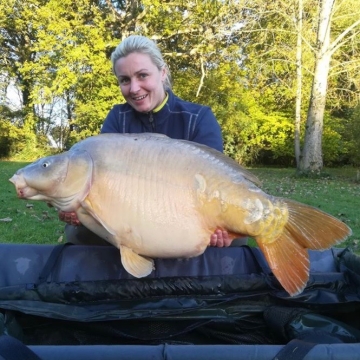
{"left": 285, "top": 199, "right": 351, "bottom": 249}
{"left": 256, "top": 199, "right": 352, "bottom": 296}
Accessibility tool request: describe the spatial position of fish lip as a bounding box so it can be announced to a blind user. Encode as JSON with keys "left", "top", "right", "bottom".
{"left": 9, "top": 174, "right": 38, "bottom": 199}
{"left": 15, "top": 185, "right": 39, "bottom": 199}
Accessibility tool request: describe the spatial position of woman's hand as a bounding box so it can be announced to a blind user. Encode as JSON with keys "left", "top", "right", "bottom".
{"left": 209, "top": 229, "right": 232, "bottom": 247}
{"left": 58, "top": 211, "right": 81, "bottom": 226}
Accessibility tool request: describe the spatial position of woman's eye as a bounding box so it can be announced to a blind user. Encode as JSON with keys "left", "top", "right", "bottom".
{"left": 119, "top": 78, "right": 129, "bottom": 85}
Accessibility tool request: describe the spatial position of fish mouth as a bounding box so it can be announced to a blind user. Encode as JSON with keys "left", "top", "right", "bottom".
{"left": 9, "top": 174, "right": 39, "bottom": 199}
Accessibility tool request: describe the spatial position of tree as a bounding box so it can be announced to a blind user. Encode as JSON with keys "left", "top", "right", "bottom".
{"left": 300, "top": 0, "right": 360, "bottom": 172}
{"left": 0, "top": 0, "right": 41, "bottom": 122}
{"left": 237, "top": 0, "right": 360, "bottom": 168}
{"left": 2, "top": 0, "right": 359, "bottom": 164}
{"left": 295, "top": 0, "right": 303, "bottom": 168}
{"left": 0, "top": 0, "right": 122, "bottom": 153}
{"left": 300, "top": 0, "right": 333, "bottom": 172}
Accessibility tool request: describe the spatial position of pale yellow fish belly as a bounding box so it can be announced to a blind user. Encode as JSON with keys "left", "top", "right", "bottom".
{"left": 81, "top": 169, "right": 212, "bottom": 258}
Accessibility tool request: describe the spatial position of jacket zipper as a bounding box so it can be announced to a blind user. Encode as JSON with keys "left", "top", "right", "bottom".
{"left": 149, "top": 112, "right": 155, "bottom": 131}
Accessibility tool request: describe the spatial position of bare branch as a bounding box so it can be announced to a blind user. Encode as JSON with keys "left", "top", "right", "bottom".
{"left": 329, "top": 18, "right": 360, "bottom": 56}
{"left": 103, "top": 0, "right": 125, "bottom": 19}
{"left": 196, "top": 57, "right": 205, "bottom": 97}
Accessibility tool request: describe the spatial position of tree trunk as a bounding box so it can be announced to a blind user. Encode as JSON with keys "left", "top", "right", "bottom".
{"left": 299, "top": 0, "right": 334, "bottom": 173}
{"left": 294, "top": 0, "right": 303, "bottom": 169}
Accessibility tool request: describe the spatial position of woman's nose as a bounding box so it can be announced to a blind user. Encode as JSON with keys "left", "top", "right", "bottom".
{"left": 130, "top": 79, "right": 141, "bottom": 93}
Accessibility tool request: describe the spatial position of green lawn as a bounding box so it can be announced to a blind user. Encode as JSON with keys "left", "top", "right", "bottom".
{"left": 1, "top": 161, "right": 359, "bottom": 251}
{"left": 1, "top": 161, "right": 65, "bottom": 245}
{"left": 250, "top": 166, "right": 360, "bottom": 251}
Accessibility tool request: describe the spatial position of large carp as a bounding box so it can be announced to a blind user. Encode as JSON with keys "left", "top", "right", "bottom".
{"left": 9, "top": 133, "right": 351, "bottom": 296}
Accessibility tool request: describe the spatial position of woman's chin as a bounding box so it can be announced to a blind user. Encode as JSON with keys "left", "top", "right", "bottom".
{"left": 129, "top": 99, "right": 152, "bottom": 113}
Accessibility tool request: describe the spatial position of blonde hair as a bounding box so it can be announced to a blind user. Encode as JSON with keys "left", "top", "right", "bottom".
{"left": 111, "top": 35, "right": 172, "bottom": 90}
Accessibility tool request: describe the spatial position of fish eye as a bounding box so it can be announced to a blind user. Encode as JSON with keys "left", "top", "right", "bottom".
{"left": 42, "top": 162, "right": 50, "bottom": 168}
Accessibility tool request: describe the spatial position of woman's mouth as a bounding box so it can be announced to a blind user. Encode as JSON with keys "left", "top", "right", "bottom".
{"left": 132, "top": 94, "right": 148, "bottom": 101}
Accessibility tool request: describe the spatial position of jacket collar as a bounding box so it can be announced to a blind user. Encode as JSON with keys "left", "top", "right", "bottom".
{"left": 133, "top": 89, "right": 175, "bottom": 127}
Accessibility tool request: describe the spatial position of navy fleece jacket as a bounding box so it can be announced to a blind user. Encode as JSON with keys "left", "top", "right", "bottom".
{"left": 101, "top": 90, "right": 223, "bottom": 152}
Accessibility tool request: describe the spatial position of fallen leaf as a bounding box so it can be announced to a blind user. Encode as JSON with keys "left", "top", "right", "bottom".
{"left": 0, "top": 217, "right": 12, "bottom": 222}
{"left": 26, "top": 203, "right": 34, "bottom": 209}
{"left": 42, "top": 211, "right": 50, "bottom": 220}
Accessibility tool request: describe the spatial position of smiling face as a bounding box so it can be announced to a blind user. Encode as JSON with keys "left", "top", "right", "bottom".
{"left": 114, "top": 52, "right": 167, "bottom": 113}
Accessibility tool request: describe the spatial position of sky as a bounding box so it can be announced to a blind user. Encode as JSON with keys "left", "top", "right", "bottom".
{"left": 4, "top": 82, "right": 22, "bottom": 110}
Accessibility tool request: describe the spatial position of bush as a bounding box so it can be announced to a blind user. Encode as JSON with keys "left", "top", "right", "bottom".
{"left": 0, "top": 119, "right": 54, "bottom": 161}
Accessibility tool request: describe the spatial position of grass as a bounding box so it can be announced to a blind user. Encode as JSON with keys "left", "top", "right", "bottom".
{"left": 0, "top": 161, "right": 359, "bottom": 252}
{"left": 250, "top": 166, "right": 360, "bottom": 251}
{"left": 1, "top": 161, "right": 65, "bottom": 245}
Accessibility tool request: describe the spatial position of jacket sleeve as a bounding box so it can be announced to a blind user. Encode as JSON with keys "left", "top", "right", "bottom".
{"left": 100, "top": 106, "right": 121, "bottom": 134}
{"left": 191, "top": 107, "right": 224, "bottom": 152}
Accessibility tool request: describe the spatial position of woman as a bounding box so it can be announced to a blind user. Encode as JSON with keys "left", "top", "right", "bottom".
{"left": 63, "top": 35, "right": 234, "bottom": 247}
{"left": 102, "top": 35, "right": 223, "bottom": 152}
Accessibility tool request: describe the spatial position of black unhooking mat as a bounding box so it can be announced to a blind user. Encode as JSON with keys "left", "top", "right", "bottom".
{"left": 0, "top": 243, "right": 360, "bottom": 359}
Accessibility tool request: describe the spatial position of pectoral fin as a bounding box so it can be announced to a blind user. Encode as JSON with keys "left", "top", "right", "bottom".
{"left": 81, "top": 198, "right": 116, "bottom": 236}
{"left": 120, "top": 245, "right": 154, "bottom": 278}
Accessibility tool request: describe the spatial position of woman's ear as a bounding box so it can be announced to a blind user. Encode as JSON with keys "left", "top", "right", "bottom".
{"left": 161, "top": 66, "right": 167, "bottom": 82}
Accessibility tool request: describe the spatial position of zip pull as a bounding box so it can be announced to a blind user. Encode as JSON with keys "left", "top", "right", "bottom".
{"left": 149, "top": 112, "right": 155, "bottom": 131}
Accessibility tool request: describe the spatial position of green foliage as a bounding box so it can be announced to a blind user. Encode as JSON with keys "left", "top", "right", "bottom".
{"left": 0, "top": 119, "right": 23, "bottom": 159}
{"left": 178, "top": 59, "right": 296, "bottom": 165}
{"left": 321, "top": 113, "right": 350, "bottom": 166}
{"left": 0, "top": 105, "right": 54, "bottom": 160}
{"left": 0, "top": 105, "right": 28, "bottom": 159}
{"left": 341, "top": 104, "right": 360, "bottom": 166}
{"left": 0, "top": 0, "right": 120, "bottom": 152}
{"left": 178, "top": 62, "right": 264, "bottom": 165}
{"left": 27, "top": 0, "right": 120, "bottom": 145}
{"left": 0, "top": 120, "right": 52, "bottom": 161}
{"left": 255, "top": 112, "right": 295, "bottom": 165}
{"left": 0, "top": 0, "right": 359, "bottom": 165}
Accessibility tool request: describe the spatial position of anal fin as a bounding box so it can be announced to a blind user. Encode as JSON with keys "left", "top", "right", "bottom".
{"left": 120, "top": 245, "right": 154, "bottom": 278}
